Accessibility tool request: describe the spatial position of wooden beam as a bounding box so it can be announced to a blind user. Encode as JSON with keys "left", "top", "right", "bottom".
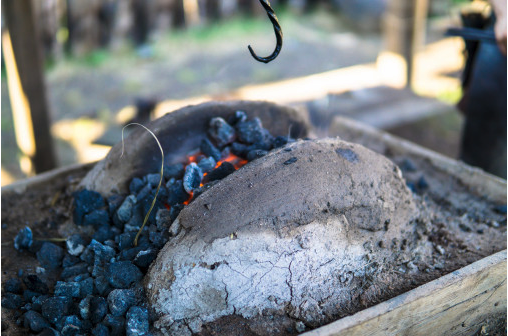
{"left": 2, "top": 0, "right": 57, "bottom": 174}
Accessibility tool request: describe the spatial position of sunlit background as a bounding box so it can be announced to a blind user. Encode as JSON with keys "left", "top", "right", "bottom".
{"left": 2, "top": 0, "right": 475, "bottom": 185}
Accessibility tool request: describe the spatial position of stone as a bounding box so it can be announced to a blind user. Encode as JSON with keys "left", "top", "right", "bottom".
{"left": 106, "top": 261, "right": 143, "bottom": 289}
{"left": 73, "top": 189, "right": 106, "bottom": 226}
{"left": 126, "top": 306, "right": 149, "bottom": 336}
{"left": 208, "top": 117, "right": 236, "bottom": 147}
{"left": 14, "top": 226, "right": 33, "bottom": 250}
{"left": 66, "top": 234, "right": 87, "bottom": 256}
{"left": 36, "top": 242, "right": 64, "bottom": 269}
{"left": 107, "top": 289, "right": 136, "bottom": 317}
{"left": 24, "top": 310, "right": 50, "bottom": 332}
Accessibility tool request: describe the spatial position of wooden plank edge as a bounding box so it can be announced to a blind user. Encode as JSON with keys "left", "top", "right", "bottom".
{"left": 303, "top": 250, "right": 507, "bottom": 336}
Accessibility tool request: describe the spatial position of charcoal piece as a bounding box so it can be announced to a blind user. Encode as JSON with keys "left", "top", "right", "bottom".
{"left": 138, "top": 191, "right": 164, "bottom": 227}
{"left": 208, "top": 117, "right": 236, "bottom": 147}
{"left": 23, "top": 274, "right": 49, "bottom": 294}
{"left": 149, "top": 230, "right": 170, "bottom": 248}
{"left": 104, "top": 240, "right": 117, "bottom": 249}
{"left": 103, "top": 314, "right": 125, "bottom": 336}
{"left": 116, "top": 195, "right": 137, "bottom": 223}
{"left": 92, "top": 323, "right": 110, "bottom": 336}
{"left": 32, "top": 295, "right": 50, "bottom": 312}
{"left": 206, "top": 162, "right": 236, "bottom": 182}
{"left": 283, "top": 157, "right": 298, "bottom": 165}
{"left": 228, "top": 110, "right": 247, "bottom": 125}
{"left": 4, "top": 277, "right": 22, "bottom": 294}
{"left": 84, "top": 209, "right": 110, "bottom": 228}
{"left": 28, "top": 240, "right": 43, "bottom": 254}
{"left": 37, "top": 328, "right": 60, "bottom": 336}
{"left": 41, "top": 296, "right": 72, "bottom": 324}
{"left": 36, "top": 242, "right": 64, "bottom": 269}
{"left": 166, "top": 180, "right": 188, "bottom": 206}
{"left": 417, "top": 176, "right": 429, "bottom": 190}
{"left": 183, "top": 163, "right": 203, "bottom": 194}
{"left": 399, "top": 158, "right": 417, "bottom": 172}
{"left": 54, "top": 281, "right": 81, "bottom": 298}
{"left": 62, "top": 254, "right": 80, "bottom": 268}
{"left": 335, "top": 148, "right": 359, "bottom": 163}
{"left": 79, "top": 278, "right": 94, "bottom": 298}
{"left": 59, "top": 315, "right": 84, "bottom": 335}
{"left": 192, "top": 180, "right": 220, "bottom": 200}
{"left": 169, "top": 204, "right": 184, "bottom": 222}
{"left": 247, "top": 149, "right": 268, "bottom": 161}
{"left": 247, "top": 140, "right": 272, "bottom": 152}
{"left": 107, "top": 289, "right": 136, "bottom": 317}
{"left": 14, "top": 226, "right": 33, "bottom": 251}
{"left": 107, "top": 194, "right": 125, "bottom": 217}
{"left": 106, "top": 262, "right": 143, "bottom": 289}
{"left": 235, "top": 117, "right": 265, "bottom": 144}
{"left": 198, "top": 156, "right": 216, "bottom": 173}
{"left": 145, "top": 173, "right": 161, "bottom": 186}
{"left": 90, "top": 240, "right": 116, "bottom": 278}
{"left": 1, "top": 293, "right": 24, "bottom": 309}
{"left": 231, "top": 142, "right": 249, "bottom": 157}
{"left": 93, "top": 226, "right": 115, "bottom": 243}
{"left": 78, "top": 295, "right": 92, "bottom": 320}
{"left": 406, "top": 181, "right": 417, "bottom": 193}
{"left": 23, "top": 290, "right": 43, "bottom": 303}
{"left": 118, "top": 247, "right": 144, "bottom": 262}
{"left": 73, "top": 189, "right": 106, "bottom": 226}
{"left": 66, "top": 234, "right": 86, "bottom": 256}
{"left": 117, "top": 232, "right": 137, "bottom": 251}
{"left": 22, "top": 302, "right": 33, "bottom": 312}
{"left": 494, "top": 204, "right": 507, "bottom": 214}
{"left": 221, "top": 146, "right": 231, "bottom": 159}
{"left": 129, "top": 177, "right": 144, "bottom": 194}
{"left": 155, "top": 208, "right": 171, "bottom": 230}
{"left": 126, "top": 306, "right": 149, "bottom": 336}
{"left": 273, "top": 135, "right": 295, "bottom": 148}
{"left": 284, "top": 147, "right": 293, "bottom": 152}
{"left": 69, "top": 273, "right": 89, "bottom": 282}
{"left": 89, "top": 297, "right": 108, "bottom": 324}
{"left": 94, "top": 276, "right": 111, "bottom": 297}
{"left": 200, "top": 138, "right": 221, "bottom": 161}
{"left": 136, "top": 184, "right": 152, "bottom": 203}
{"left": 24, "top": 310, "right": 50, "bottom": 332}
{"left": 61, "top": 263, "right": 89, "bottom": 280}
{"left": 163, "top": 163, "right": 185, "bottom": 180}
{"left": 133, "top": 249, "right": 157, "bottom": 269}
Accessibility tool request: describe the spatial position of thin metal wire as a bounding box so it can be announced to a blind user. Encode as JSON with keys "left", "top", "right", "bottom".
{"left": 248, "top": 0, "right": 283, "bottom": 63}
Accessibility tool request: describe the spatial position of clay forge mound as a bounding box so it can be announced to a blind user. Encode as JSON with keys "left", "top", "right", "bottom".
{"left": 146, "top": 138, "right": 428, "bottom": 334}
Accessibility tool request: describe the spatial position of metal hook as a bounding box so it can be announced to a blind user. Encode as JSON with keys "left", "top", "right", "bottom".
{"left": 248, "top": 0, "right": 283, "bottom": 63}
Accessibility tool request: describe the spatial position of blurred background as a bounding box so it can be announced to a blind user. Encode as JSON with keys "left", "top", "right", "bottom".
{"left": 0, "top": 0, "right": 487, "bottom": 185}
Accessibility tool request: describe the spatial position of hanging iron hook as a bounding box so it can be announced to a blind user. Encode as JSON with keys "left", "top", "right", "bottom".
{"left": 248, "top": 0, "right": 283, "bottom": 63}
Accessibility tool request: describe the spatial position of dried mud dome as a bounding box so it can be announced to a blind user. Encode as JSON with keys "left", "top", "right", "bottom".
{"left": 146, "top": 138, "right": 433, "bottom": 335}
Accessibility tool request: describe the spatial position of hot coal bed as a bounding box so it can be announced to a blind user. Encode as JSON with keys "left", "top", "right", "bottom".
{"left": 2, "top": 104, "right": 506, "bottom": 336}
{"left": 1, "top": 111, "right": 302, "bottom": 335}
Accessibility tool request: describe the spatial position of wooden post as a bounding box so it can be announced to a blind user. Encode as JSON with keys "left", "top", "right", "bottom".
{"left": 2, "top": 0, "right": 57, "bottom": 174}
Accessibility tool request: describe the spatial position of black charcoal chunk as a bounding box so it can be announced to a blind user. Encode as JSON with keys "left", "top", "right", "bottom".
{"left": 417, "top": 176, "right": 429, "bottom": 190}
{"left": 73, "top": 189, "right": 106, "bottom": 226}
{"left": 169, "top": 204, "right": 184, "bottom": 222}
{"left": 23, "top": 274, "right": 49, "bottom": 294}
{"left": 166, "top": 180, "right": 189, "bottom": 206}
{"left": 41, "top": 296, "right": 72, "bottom": 324}
{"left": 126, "top": 306, "right": 149, "bottom": 336}
{"left": 103, "top": 314, "right": 125, "bottom": 336}
{"left": 54, "top": 281, "right": 81, "bottom": 298}
{"left": 247, "top": 149, "right": 268, "bottom": 161}
{"left": 283, "top": 157, "right": 298, "bottom": 165}
{"left": 59, "top": 315, "right": 84, "bottom": 335}
{"left": 231, "top": 142, "right": 249, "bottom": 157}
{"left": 106, "top": 262, "right": 143, "bottom": 289}
{"left": 117, "top": 232, "right": 136, "bottom": 251}
{"left": 235, "top": 117, "right": 265, "bottom": 144}
{"left": 62, "top": 254, "right": 80, "bottom": 267}
{"left": 94, "top": 276, "right": 111, "bottom": 297}
{"left": 89, "top": 297, "right": 108, "bottom": 324}
{"left": 200, "top": 138, "right": 221, "bottom": 161}
{"left": 335, "top": 148, "right": 359, "bottom": 163}
{"left": 93, "top": 226, "right": 115, "bottom": 243}
{"left": 78, "top": 295, "right": 92, "bottom": 320}
{"left": 118, "top": 247, "right": 144, "bottom": 262}
{"left": 1, "top": 293, "right": 24, "bottom": 309}
{"left": 133, "top": 249, "right": 157, "bottom": 269}
{"left": 155, "top": 208, "right": 171, "bottom": 230}
{"left": 145, "top": 173, "right": 161, "bottom": 186}
{"left": 90, "top": 240, "right": 116, "bottom": 278}
{"left": 31, "top": 294, "right": 49, "bottom": 312}
{"left": 207, "top": 162, "right": 236, "bottom": 182}
{"left": 107, "top": 289, "right": 136, "bottom": 317}
{"left": 163, "top": 163, "right": 185, "bottom": 180}
{"left": 4, "top": 277, "right": 22, "bottom": 294}
{"left": 83, "top": 209, "right": 110, "bottom": 228}
{"left": 198, "top": 156, "right": 216, "bottom": 173}
{"left": 36, "top": 242, "right": 64, "bottom": 269}
{"left": 399, "top": 158, "right": 417, "bottom": 172}
{"left": 28, "top": 240, "right": 43, "bottom": 254}
{"left": 66, "top": 234, "right": 86, "bottom": 256}
{"left": 129, "top": 177, "right": 144, "bottom": 194}
{"left": 23, "top": 290, "right": 43, "bottom": 302}
{"left": 61, "top": 263, "right": 88, "bottom": 280}
{"left": 92, "top": 323, "right": 110, "bottom": 336}
{"left": 14, "top": 226, "right": 33, "bottom": 251}
{"left": 208, "top": 117, "right": 236, "bottom": 147}
{"left": 78, "top": 278, "right": 94, "bottom": 298}
{"left": 273, "top": 136, "right": 295, "bottom": 148}
{"left": 494, "top": 204, "right": 507, "bottom": 214}
{"left": 406, "top": 181, "right": 417, "bottom": 193}
{"left": 149, "top": 230, "right": 169, "bottom": 249}
{"left": 24, "top": 310, "right": 50, "bottom": 332}
{"left": 229, "top": 110, "right": 248, "bottom": 125}
{"left": 38, "top": 328, "right": 60, "bottom": 336}
{"left": 107, "top": 195, "right": 125, "bottom": 217}
{"left": 183, "top": 163, "right": 203, "bottom": 194}
{"left": 116, "top": 195, "right": 136, "bottom": 223}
